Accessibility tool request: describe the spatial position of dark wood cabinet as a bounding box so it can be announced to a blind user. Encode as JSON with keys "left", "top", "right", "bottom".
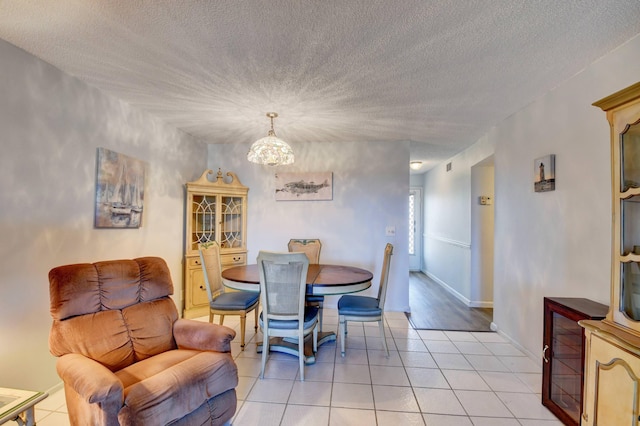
{"left": 542, "top": 297, "right": 608, "bottom": 425}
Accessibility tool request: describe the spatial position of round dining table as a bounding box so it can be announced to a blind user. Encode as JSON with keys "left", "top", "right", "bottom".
{"left": 222, "top": 263, "right": 373, "bottom": 364}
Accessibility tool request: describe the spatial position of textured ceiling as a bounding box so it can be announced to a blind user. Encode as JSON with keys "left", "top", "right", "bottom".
{"left": 1, "top": 1, "right": 640, "bottom": 170}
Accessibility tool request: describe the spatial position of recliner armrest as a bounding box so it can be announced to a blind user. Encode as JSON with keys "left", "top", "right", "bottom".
{"left": 173, "top": 319, "right": 236, "bottom": 353}
{"left": 56, "top": 353, "right": 123, "bottom": 404}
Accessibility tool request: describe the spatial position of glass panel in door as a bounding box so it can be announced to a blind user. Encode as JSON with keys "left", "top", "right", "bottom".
{"left": 620, "top": 120, "right": 640, "bottom": 320}
{"left": 220, "top": 196, "right": 243, "bottom": 249}
{"left": 550, "top": 312, "right": 582, "bottom": 424}
{"left": 192, "top": 195, "right": 216, "bottom": 251}
{"left": 409, "top": 188, "right": 422, "bottom": 271}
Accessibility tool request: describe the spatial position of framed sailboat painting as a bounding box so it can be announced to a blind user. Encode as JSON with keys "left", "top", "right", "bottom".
{"left": 95, "top": 148, "right": 146, "bottom": 228}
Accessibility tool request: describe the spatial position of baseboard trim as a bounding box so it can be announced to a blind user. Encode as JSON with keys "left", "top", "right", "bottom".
{"left": 425, "top": 272, "right": 492, "bottom": 308}
{"left": 469, "top": 301, "right": 494, "bottom": 308}
{"left": 425, "top": 272, "right": 471, "bottom": 306}
{"left": 426, "top": 234, "right": 471, "bottom": 249}
{"left": 46, "top": 381, "right": 64, "bottom": 397}
{"left": 492, "top": 326, "right": 540, "bottom": 366}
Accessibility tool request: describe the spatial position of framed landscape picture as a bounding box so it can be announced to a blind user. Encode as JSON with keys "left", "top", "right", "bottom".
{"left": 275, "top": 172, "right": 333, "bottom": 201}
{"left": 534, "top": 154, "right": 555, "bottom": 192}
{"left": 95, "top": 148, "right": 146, "bottom": 228}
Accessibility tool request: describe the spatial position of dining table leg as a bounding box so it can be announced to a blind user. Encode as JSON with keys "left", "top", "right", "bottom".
{"left": 256, "top": 331, "right": 336, "bottom": 364}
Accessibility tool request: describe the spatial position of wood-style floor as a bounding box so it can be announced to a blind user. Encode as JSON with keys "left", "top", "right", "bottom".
{"left": 406, "top": 271, "right": 493, "bottom": 331}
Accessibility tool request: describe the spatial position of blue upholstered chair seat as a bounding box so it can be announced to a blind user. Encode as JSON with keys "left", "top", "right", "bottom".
{"left": 337, "top": 295, "right": 381, "bottom": 316}
{"left": 259, "top": 307, "right": 319, "bottom": 329}
{"left": 211, "top": 291, "right": 259, "bottom": 310}
{"left": 306, "top": 295, "right": 324, "bottom": 303}
{"left": 257, "top": 251, "right": 317, "bottom": 381}
{"left": 338, "top": 244, "right": 393, "bottom": 357}
{"left": 199, "top": 241, "right": 260, "bottom": 350}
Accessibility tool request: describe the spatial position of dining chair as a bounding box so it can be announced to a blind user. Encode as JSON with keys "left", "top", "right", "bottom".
{"left": 287, "top": 239, "right": 322, "bottom": 264}
{"left": 337, "top": 243, "right": 393, "bottom": 357}
{"left": 199, "top": 242, "right": 260, "bottom": 350}
{"left": 288, "top": 239, "right": 324, "bottom": 331}
{"left": 257, "top": 251, "right": 318, "bottom": 381}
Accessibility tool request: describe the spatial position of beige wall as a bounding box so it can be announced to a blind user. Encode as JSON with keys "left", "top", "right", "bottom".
{"left": 470, "top": 159, "right": 494, "bottom": 306}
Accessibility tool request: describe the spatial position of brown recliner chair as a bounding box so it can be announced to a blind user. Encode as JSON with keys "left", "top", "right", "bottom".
{"left": 48, "top": 257, "right": 238, "bottom": 425}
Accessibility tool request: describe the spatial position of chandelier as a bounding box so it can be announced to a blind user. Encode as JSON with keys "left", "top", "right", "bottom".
{"left": 247, "top": 112, "right": 294, "bottom": 166}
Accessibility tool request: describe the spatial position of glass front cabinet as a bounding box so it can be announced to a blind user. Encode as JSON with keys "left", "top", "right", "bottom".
{"left": 542, "top": 298, "right": 607, "bottom": 425}
{"left": 580, "top": 82, "right": 640, "bottom": 426}
{"left": 183, "top": 169, "right": 248, "bottom": 318}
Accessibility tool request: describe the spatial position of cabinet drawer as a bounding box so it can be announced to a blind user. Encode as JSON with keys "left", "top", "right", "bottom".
{"left": 221, "top": 253, "right": 246, "bottom": 266}
{"left": 187, "top": 256, "right": 202, "bottom": 268}
{"left": 187, "top": 253, "right": 245, "bottom": 269}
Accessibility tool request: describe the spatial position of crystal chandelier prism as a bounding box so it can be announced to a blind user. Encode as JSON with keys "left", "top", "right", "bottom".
{"left": 247, "top": 112, "right": 294, "bottom": 166}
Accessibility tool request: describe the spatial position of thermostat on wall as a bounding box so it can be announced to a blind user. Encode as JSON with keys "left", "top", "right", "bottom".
{"left": 479, "top": 196, "right": 492, "bottom": 205}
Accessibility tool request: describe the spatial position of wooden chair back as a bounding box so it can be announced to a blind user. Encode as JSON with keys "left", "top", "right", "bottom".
{"left": 287, "top": 239, "right": 321, "bottom": 264}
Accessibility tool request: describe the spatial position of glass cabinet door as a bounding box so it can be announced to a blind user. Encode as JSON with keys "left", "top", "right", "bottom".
{"left": 219, "top": 196, "right": 244, "bottom": 249}
{"left": 542, "top": 297, "right": 608, "bottom": 426}
{"left": 620, "top": 121, "right": 640, "bottom": 321}
{"left": 622, "top": 122, "right": 640, "bottom": 192}
{"left": 549, "top": 311, "right": 582, "bottom": 423}
{"left": 184, "top": 169, "right": 248, "bottom": 318}
{"left": 191, "top": 195, "right": 217, "bottom": 251}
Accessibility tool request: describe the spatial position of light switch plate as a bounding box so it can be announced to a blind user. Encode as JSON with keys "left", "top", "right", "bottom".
{"left": 385, "top": 226, "right": 396, "bottom": 236}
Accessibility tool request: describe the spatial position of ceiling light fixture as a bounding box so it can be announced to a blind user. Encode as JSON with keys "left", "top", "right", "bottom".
{"left": 247, "top": 112, "right": 294, "bottom": 166}
{"left": 410, "top": 161, "right": 423, "bottom": 170}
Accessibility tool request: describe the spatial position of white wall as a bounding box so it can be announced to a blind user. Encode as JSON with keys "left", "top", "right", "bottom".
{"left": 410, "top": 174, "right": 425, "bottom": 187}
{"left": 492, "top": 35, "right": 640, "bottom": 358}
{"left": 424, "top": 34, "right": 640, "bottom": 360}
{"left": 0, "top": 39, "right": 206, "bottom": 391}
{"left": 207, "top": 140, "right": 410, "bottom": 312}
{"left": 422, "top": 136, "right": 495, "bottom": 304}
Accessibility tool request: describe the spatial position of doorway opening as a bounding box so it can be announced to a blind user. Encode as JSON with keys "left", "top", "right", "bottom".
{"left": 406, "top": 156, "right": 495, "bottom": 331}
{"left": 409, "top": 188, "right": 422, "bottom": 271}
{"left": 470, "top": 156, "right": 495, "bottom": 311}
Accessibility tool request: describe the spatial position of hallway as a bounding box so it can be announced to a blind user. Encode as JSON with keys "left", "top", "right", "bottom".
{"left": 407, "top": 272, "right": 493, "bottom": 331}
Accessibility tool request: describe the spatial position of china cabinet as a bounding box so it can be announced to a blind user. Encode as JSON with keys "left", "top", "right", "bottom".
{"left": 580, "top": 82, "right": 640, "bottom": 425}
{"left": 183, "top": 169, "right": 248, "bottom": 318}
{"left": 542, "top": 297, "right": 607, "bottom": 425}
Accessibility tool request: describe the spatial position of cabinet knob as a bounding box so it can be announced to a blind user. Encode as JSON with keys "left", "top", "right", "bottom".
{"left": 542, "top": 344, "right": 549, "bottom": 363}
{"left": 195, "top": 260, "right": 200, "bottom": 265}
{"left": 199, "top": 285, "right": 205, "bottom": 290}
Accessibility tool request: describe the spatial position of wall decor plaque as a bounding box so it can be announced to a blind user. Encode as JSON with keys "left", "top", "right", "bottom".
{"left": 275, "top": 172, "right": 333, "bottom": 201}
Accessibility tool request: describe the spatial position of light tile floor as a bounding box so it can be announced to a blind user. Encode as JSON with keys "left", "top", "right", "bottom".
{"left": 35, "top": 309, "right": 562, "bottom": 425}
